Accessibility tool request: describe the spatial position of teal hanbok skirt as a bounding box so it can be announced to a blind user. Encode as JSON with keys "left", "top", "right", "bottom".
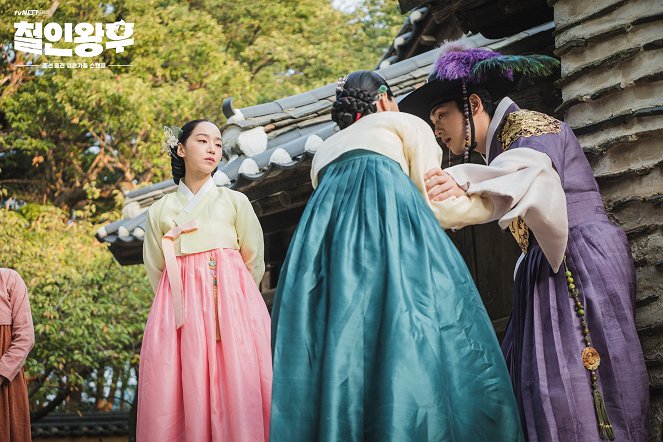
{"left": 270, "top": 150, "right": 523, "bottom": 442}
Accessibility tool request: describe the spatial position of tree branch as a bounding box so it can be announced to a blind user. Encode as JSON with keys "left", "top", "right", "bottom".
{"left": 250, "top": 58, "right": 275, "bottom": 79}
{"left": 28, "top": 369, "right": 53, "bottom": 398}
{"left": 30, "top": 379, "right": 71, "bottom": 422}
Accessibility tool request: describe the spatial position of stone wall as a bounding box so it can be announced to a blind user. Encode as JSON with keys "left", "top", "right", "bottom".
{"left": 553, "top": 0, "right": 663, "bottom": 439}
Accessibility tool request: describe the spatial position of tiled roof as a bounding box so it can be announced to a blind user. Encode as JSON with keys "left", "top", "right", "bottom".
{"left": 377, "top": 7, "right": 433, "bottom": 68}
{"left": 96, "top": 22, "right": 555, "bottom": 265}
{"left": 31, "top": 412, "right": 129, "bottom": 438}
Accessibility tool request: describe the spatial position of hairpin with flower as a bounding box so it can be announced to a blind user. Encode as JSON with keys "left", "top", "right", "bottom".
{"left": 161, "top": 125, "right": 182, "bottom": 156}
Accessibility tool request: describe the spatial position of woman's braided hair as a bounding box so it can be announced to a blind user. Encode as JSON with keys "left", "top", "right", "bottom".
{"left": 331, "top": 70, "right": 393, "bottom": 130}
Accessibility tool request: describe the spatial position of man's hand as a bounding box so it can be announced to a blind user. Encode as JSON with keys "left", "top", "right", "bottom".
{"left": 425, "top": 167, "right": 465, "bottom": 201}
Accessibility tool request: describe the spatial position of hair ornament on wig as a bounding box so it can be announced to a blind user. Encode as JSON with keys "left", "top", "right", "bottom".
{"left": 162, "top": 125, "right": 182, "bottom": 156}
{"left": 377, "top": 84, "right": 388, "bottom": 98}
{"left": 336, "top": 75, "right": 348, "bottom": 93}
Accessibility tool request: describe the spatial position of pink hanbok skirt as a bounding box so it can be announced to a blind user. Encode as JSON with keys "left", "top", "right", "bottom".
{"left": 137, "top": 248, "right": 272, "bottom": 441}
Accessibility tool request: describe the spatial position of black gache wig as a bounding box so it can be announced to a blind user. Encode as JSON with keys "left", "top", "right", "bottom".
{"left": 331, "top": 70, "right": 394, "bottom": 130}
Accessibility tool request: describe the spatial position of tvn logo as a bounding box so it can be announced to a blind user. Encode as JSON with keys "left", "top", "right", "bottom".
{"left": 14, "top": 10, "right": 50, "bottom": 16}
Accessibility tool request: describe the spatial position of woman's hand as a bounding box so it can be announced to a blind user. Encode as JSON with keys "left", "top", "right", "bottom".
{"left": 425, "top": 167, "right": 465, "bottom": 201}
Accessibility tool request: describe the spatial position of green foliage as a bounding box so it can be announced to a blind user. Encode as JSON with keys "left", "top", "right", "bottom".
{"left": 349, "top": 0, "right": 406, "bottom": 62}
{"left": 0, "top": 0, "right": 404, "bottom": 215}
{"left": 0, "top": 205, "right": 153, "bottom": 415}
{"left": 0, "top": 0, "right": 405, "bottom": 419}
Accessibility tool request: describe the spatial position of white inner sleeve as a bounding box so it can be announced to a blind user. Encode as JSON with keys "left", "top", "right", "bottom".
{"left": 445, "top": 148, "right": 568, "bottom": 272}
{"left": 514, "top": 252, "right": 526, "bottom": 281}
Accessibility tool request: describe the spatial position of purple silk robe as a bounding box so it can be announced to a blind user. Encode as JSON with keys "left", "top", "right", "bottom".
{"left": 492, "top": 103, "right": 650, "bottom": 441}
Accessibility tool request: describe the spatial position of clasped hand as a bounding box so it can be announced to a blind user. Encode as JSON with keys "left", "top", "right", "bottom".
{"left": 424, "top": 167, "right": 465, "bottom": 201}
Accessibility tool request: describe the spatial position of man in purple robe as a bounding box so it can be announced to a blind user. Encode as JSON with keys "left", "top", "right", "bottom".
{"left": 400, "top": 41, "right": 649, "bottom": 441}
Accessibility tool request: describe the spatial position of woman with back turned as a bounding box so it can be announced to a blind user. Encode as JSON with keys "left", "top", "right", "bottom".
{"left": 269, "top": 71, "right": 524, "bottom": 442}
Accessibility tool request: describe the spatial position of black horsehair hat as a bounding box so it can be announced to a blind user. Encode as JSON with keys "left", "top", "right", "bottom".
{"left": 399, "top": 40, "right": 559, "bottom": 122}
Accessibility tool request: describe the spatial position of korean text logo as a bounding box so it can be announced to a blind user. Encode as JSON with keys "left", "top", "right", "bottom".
{"left": 13, "top": 20, "right": 134, "bottom": 57}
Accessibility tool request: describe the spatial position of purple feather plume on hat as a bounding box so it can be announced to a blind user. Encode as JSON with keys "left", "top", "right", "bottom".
{"left": 433, "top": 41, "right": 514, "bottom": 82}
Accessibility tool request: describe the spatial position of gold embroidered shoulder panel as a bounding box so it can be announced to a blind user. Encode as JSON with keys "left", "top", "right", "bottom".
{"left": 499, "top": 110, "right": 562, "bottom": 151}
{"left": 509, "top": 217, "right": 530, "bottom": 255}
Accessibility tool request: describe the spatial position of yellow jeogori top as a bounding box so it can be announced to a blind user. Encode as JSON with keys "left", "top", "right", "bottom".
{"left": 142, "top": 178, "right": 265, "bottom": 291}
{"left": 310, "top": 111, "right": 495, "bottom": 230}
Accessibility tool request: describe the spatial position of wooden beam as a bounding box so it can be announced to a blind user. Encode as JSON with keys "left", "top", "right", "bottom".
{"left": 430, "top": 0, "right": 492, "bottom": 23}
{"left": 404, "top": 16, "right": 464, "bottom": 60}
{"left": 239, "top": 160, "right": 313, "bottom": 201}
{"left": 260, "top": 206, "right": 306, "bottom": 235}
{"left": 398, "top": 0, "right": 431, "bottom": 14}
{"left": 253, "top": 186, "right": 313, "bottom": 218}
